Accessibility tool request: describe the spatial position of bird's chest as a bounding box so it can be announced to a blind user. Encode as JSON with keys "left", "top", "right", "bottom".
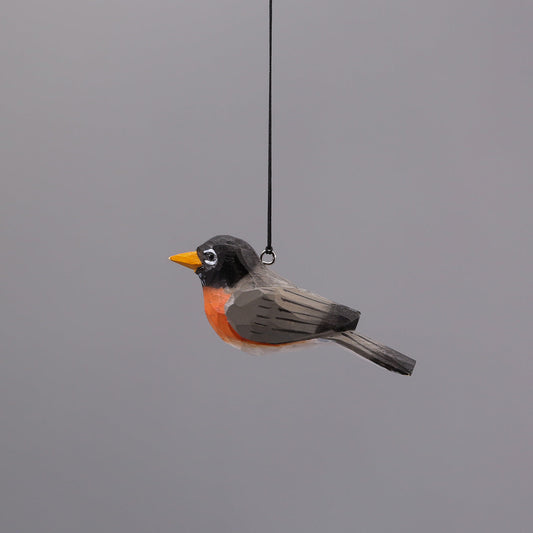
{"left": 202, "top": 287, "right": 240, "bottom": 343}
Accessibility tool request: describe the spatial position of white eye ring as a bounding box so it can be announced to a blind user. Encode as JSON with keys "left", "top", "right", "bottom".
{"left": 203, "top": 248, "right": 218, "bottom": 266}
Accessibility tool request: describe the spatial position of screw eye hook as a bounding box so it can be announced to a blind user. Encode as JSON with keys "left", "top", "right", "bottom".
{"left": 260, "top": 249, "right": 276, "bottom": 265}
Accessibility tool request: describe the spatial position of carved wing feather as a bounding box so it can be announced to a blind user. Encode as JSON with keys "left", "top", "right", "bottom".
{"left": 226, "top": 287, "right": 360, "bottom": 344}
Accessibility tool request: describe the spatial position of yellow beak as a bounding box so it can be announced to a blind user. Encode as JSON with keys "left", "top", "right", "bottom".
{"left": 169, "top": 251, "right": 202, "bottom": 270}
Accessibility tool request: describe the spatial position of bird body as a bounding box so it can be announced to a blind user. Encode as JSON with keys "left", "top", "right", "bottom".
{"left": 170, "top": 235, "right": 416, "bottom": 375}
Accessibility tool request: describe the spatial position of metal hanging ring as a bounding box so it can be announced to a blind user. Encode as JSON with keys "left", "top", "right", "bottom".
{"left": 260, "top": 249, "right": 276, "bottom": 265}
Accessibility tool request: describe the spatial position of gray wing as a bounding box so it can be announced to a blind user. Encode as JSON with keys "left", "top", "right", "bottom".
{"left": 226, "top": 286, "right": 360, "bottom": 344}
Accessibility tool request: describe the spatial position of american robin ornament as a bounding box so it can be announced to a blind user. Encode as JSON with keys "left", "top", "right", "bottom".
{"left": 169, "top": 235, "right": 416, "bottom": 375}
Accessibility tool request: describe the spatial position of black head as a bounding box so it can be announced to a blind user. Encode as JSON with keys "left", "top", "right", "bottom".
{"left": 170, "top": 235, "right": 262, "bottom": 288}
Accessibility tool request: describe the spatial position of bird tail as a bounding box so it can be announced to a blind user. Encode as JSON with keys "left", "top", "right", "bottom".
{"left": 330, "top": 331, "right": 416, "bottom": 375}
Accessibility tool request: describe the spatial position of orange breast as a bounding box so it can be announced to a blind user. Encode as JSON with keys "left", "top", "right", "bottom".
{"left": 202, "top": 287, "right": 268, "bottom": 347}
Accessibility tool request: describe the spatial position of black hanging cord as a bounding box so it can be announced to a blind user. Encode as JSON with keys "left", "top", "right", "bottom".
{"left": 261, "top": 0, "right": 276, "bottom": 265}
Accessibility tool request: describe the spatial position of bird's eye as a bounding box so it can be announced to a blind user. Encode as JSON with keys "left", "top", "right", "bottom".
{"left": 203, "top": 248, "right": 218, "bottom": 266}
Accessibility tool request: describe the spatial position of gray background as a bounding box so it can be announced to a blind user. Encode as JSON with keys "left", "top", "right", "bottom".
{"left": 2, "top": 1, "right": 532, "bottom": 532}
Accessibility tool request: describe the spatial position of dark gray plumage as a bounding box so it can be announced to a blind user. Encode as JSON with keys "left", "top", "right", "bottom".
{"left": 227, "top": 286, "right": 360, "bottom": 344}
